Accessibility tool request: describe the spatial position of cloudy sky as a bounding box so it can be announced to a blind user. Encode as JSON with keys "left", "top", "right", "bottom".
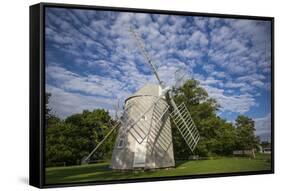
{"left": 45, "top": 8, "right": 272, "bottom": 141}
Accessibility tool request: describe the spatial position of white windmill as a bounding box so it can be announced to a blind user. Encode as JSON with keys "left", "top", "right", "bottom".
{"left": 82, "top": 27, "right": 200, "bottom": 170}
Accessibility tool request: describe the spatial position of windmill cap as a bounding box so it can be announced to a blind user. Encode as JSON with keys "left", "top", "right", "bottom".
{"left": 125, "top": 84, "right": 164, "bottom": 102}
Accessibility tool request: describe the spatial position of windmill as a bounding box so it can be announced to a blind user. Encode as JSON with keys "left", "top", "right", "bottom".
{"left": 82, "top": 27, "right": 200, "bottom": 170}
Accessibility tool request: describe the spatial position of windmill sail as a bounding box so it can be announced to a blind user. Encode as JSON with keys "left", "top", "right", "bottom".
{"left": 110, "top": 27, "right": 200, "bottom": 169}
{"left": 111, "top": 85, "right": 175, "bottom": 169}
{"left": 148, "top": 100, "right": 172, "bottom": 154}
{"left": 120, "top": 97, "right": 163, "bottom": 144}
{"left": 129, "top": 26, "right": 200, "bottom": 153}
{"left": 129, "top": 27, "right": 164, "bottom": 87}
{"left": 170, "top": 99, "right": 200, "bottom": 152}
{"left": 84, "top": 27, "right": 200, "bottom": 169}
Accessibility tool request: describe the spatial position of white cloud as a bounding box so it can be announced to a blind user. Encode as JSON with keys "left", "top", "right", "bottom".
{"left": 181, "top": 49, "right": 202, "bottom": 58}
{"left": 202, "top": 64, "right": 215, "bottom": 73}
{"left": 211, "top": 26, "right": 234, "bottom": 45}
{"left": 45, "top": 9, "right": 271, "bottom": 119}
{"left": 46, "top": 85, "right": 116, "bottom": 119}
{"left": 201, "top": 77, "right": 220, "bottom": 86}
{"left": 224, "top": 81, "right": 245, "bottom": 89}
{"left": 252, "top": 80, "right": 265, "bottom": 88}
{"left": 212, "top": 71, "right": 226, "bottom": 78}
{"left": 209, "top": 19, "right": 271, "bottom": 78}
{"left": 202, "top": 85, "right": 256, "bottom": 114}
{"left": 194, "top": 17, "right": 208, "bottom": 31}
{"left": 47, "top": 65, "right": 128, "bottom": 99}
{"left": 189, "top": 31, "right": 209, "bottom": 47}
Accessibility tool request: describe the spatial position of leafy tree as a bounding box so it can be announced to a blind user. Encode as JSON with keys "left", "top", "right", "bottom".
{"left": 45, "top": 93, "right": 117, "bottom": 166}
{"left": 45, "top": 92, "right": 60, "bottom": 128}
{"left": 234, "top": 115, "right": 260, "bottom": 150}
{"left": 65, "top": 109, "right": 117, "bottom": 161}
{"left": 171, "top": 80, "right": 215, "bottom": 157}
{"left": 46, "top": 122, "right": 76, "bottom": 165}
{"left": 45, "top": 93, "right": 52, "bottom": 120}
{"left": 171, "top": 80, "right": 236, "bottom": 158}
{"left": 210, "top": 118, "right": 236, "bottom": 155}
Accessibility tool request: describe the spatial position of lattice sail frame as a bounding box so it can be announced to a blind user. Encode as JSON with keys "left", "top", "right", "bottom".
{"left": 170, "top": 102, "right": 200, "bottom": 152}
{"left": 148, "top": 99, "right": 172, "bottom": 154}
{"left": 129, "top": 27, "right": 200, "bottom": 154}
{"left": 120, "top": 96, "right": 200, "bottom": 153}
{"left": 119, "top": 96, "right": 172, "bottom": 151}
{"left": 119, "top": 97, "right": 161, "bottom": 144}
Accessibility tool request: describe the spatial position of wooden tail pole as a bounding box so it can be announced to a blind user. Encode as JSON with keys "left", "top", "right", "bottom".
{"left": 82, "top": 122, "right": 120, "bottom": 164}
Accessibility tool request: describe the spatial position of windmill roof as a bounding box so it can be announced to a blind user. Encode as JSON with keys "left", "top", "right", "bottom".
{"left": 125, "top": 84, "right": 162, "bottom": 102}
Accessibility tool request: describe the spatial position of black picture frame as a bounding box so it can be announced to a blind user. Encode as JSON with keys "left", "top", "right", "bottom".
{"left": 30, "top": 2, "right": 274, "bottom": 188}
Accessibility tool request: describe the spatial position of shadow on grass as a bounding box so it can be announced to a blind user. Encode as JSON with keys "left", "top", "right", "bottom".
{"left": 175, "top": 160, "right": 191, "bottom": 167}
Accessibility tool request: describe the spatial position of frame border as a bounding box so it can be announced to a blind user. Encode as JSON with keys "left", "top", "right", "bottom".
{"left": 29, "top": 2, "right": 274, "bottom": 188}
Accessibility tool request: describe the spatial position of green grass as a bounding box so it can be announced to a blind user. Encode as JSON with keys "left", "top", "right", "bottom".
{"left": 45, "top": 154, "right": 271, "bottom": 184}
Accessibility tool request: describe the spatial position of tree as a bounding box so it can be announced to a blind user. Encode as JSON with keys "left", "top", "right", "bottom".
{"left": 46, "top": 108, "right": 117, "bottom": 166}
{"left": 45, "top": 93, "right": 117, "bottom": 166}
{"left": 45, "top": 92, "right": 60, "bottom": 128}
{"left": 45, "top": 92, "right": 52, "bottom": 120}
{"left": 46, "top": 122, "right": 76, "bottom": 165}
{"left": 171, "top": 79, "right": 236, "bottom": 158}
{"left": 235, "top": 115, "right": 260, "bottom": 150}
{"left": 65, "top": 109, "right": 117, "bottom": 161}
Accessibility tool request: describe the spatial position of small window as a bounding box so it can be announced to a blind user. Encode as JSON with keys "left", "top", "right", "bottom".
{"left": 118, "top": 138, "right": 125, "bottom": 149}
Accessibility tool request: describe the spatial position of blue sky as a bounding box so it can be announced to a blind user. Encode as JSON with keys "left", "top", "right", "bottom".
{"left": 45, "top": 8, "right": 272, "bottom": 141}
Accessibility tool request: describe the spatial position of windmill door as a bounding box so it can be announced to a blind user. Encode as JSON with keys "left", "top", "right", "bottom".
{"left": 133, "top": 139, "right": 147, "bottom": 168}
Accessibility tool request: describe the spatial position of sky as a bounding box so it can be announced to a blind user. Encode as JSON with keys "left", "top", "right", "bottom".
{"left": 45, "top": 8, "right": 272, "bottom": 141}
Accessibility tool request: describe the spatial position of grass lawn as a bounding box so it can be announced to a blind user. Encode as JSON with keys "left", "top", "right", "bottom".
{"left": 45, "top": 154, "right": 271, "bottom": 184}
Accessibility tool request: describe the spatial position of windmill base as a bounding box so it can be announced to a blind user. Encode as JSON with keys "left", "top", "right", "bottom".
{"left": 110, "top": 165, "right": 175, "bottom": 172}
